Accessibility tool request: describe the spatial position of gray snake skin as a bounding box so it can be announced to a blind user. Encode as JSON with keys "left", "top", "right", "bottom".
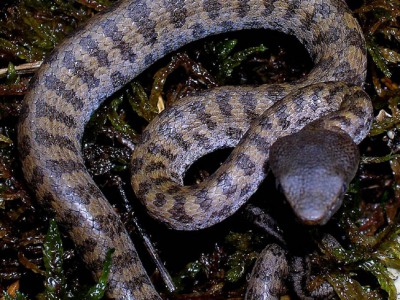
{"left": 18, "top": 0, "right": 374, "bottom": 299}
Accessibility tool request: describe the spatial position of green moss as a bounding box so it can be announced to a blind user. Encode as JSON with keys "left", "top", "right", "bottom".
{"left": 0, "top": 0, "right": 400, "bottom": 299}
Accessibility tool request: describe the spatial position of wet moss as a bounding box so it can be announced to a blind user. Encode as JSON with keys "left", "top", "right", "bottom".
{"left": 0, "top": 0, "right": 399, "bottom": 299}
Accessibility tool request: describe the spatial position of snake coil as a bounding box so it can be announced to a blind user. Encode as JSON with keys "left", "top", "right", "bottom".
{"left": 19, "top": 0, "right": 373, "bottom": 298}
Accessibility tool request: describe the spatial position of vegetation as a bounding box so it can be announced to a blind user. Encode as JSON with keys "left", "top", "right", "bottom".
{"left": 1, "top": 0, "right": 400, "bottom": 299}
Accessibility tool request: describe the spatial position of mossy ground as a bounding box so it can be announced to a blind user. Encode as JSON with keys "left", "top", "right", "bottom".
{"left": 1, "top": 0, "right": 400, "bottom": 299}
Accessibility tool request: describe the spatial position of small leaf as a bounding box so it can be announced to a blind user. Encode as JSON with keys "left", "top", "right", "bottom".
{"left": 107, "top": 95, "right": 137, "bottom": 141}
{"left": 84, "top": 248, "right": 114, "bottom": 300}
{"left": 367, "top": 37, "right": 392, "bottom": 78}
{"left": 326, "top": 273, "right": 368, "bottom": 300}
{"left": 0, "top": 38, "right": 31, "bottom": 61}
{"left": 4, "top": 291, "right": 28, "bottom": 300}
{"left": 358, "top": 260, "right": 397, "bottom": 300}
{"left": 217, "top": 44, "right": 267, "bottom": 82}
{"left": 128, "top": 82, "right": 158, "bottom": 122}
{"left": 361, "top": 153, "right": 400, "bottom": 164}
{"left": 213, "top": 39, "right": 238, "bottom": 61}
{"left": 42, "top": 219, "right": 66, "bottom": 300}
{"left": 0, "top": 133, "right": 13, "bottom": 145}
{"left": 379, "top": 47, "right": 400, "bottom": 64}
{"left": 319, "top": 234, "right": 363, "bottom": 264}
{"left": 6, "top": 63, "right": 19, "bottom": 85}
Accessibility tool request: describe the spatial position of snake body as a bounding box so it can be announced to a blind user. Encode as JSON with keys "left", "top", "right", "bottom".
{"left": 18, "top": 0, "right": 373, "bottom": 299}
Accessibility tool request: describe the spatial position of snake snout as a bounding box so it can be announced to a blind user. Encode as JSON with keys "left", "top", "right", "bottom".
{"left": 278, "top": 171, "right": 346, "bottom": 225}
{"left": 270, "top": 128, "right": 360, "bottom": 225}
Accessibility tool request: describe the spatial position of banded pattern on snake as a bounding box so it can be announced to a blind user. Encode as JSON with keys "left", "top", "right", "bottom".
{"left": 18, "top": 0, "right": 373, "bottom": 299}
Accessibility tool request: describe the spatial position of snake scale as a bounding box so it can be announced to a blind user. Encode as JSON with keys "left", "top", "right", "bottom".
{"left": 18, "top": 0, "right": 374, "bottom": 299}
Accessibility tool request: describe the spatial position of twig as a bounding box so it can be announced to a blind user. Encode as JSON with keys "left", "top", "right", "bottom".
{"left": 243, "top": 204, "right": 286, "bottom": 245}
{"left": 115, "top": 178, "right": 176, "bottom": 293}
{"left": 0, "top": 61, "right": 42, "bottom": 78}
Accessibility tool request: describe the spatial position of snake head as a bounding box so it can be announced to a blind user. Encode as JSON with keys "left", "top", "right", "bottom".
{"left": 270, "top": 128, "right": 359, "bottom": 225}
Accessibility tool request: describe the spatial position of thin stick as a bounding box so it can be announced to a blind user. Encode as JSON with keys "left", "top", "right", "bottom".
{"left": 116, "top": 179, "right": 176, "bottom": 292}
{"left": 0, "top": 61, "right": 42, "bottom": 78}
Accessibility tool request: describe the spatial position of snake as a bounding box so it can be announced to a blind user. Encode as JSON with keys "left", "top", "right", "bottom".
{"left": 18, "top": 0, "right": 374, "bottom": 299}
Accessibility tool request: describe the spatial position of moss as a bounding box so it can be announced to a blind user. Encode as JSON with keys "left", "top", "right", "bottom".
{"left": 0, "top": 0, "right": 399, "bottom": 299}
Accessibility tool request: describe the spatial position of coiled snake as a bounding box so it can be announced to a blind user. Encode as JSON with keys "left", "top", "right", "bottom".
{"left": 18, "top": 0, "right": 374, "bottom": 299}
